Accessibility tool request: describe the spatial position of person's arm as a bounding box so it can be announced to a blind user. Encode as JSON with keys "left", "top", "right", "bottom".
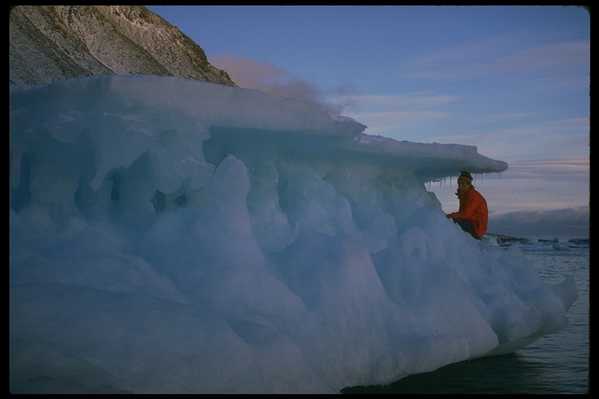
{"left": 447, "top": 190, "right": 464, "bottom": 218}
{"left": 448, "top": 193, "right": 478, "bottom": 220}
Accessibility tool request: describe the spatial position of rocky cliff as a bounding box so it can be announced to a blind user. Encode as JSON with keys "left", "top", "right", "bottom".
{"left": 9, "top": 5, "right": 236, "bottom": 88}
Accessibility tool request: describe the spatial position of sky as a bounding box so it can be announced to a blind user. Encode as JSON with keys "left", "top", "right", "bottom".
{"left": 148, "top": 5, "right": 589, "bottom": 222}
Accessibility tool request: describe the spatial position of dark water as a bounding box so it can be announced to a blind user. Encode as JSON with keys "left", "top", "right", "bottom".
{"left": 343, "top": 245, "right": 589, "bottom": 394}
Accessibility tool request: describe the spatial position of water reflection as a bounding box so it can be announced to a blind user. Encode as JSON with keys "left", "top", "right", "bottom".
{"left": 342, "top": 353, "right": 564, "bottom": 394}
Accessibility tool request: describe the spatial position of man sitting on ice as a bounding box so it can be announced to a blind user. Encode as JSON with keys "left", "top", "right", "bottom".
{"left": 446, "top": 171, "right": 488, "bottom": 240}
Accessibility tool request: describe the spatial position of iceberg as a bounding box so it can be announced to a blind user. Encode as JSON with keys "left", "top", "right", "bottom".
{"left": 9, "top": 75, "right": 577, "bottom": 393}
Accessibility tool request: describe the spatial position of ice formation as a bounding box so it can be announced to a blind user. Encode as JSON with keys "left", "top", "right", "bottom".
{"left": 9, "top": 75, "right": 577, "bottom": 393}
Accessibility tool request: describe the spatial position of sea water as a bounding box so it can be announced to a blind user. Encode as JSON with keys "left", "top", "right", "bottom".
{"left": 343, "top": 242, "right": 589, "bottom": 394}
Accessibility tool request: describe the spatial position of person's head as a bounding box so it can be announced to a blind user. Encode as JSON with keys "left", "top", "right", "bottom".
{"left": 457, "top": 171, "right": 473, "bottom": 190}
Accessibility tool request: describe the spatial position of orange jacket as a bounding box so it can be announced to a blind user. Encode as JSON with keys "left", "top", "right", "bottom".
{"left": 448, "top": 187, "right": 488, "bottom": 238}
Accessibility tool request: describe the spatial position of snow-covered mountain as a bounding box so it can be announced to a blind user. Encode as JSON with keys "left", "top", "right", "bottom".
{"left": 9, "top": 5, "right": 236, "bottom": 88}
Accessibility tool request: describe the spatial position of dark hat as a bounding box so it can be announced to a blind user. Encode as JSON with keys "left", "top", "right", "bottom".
{"left": 459, "top": 170, "right": 473, "bottom": 181}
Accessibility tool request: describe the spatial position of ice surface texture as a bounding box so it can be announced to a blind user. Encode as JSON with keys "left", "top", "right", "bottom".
{"left": 9, "top": 76, "right": 575, "bottom": 393}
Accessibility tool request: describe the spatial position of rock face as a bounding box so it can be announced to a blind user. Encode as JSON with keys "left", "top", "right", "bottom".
{"left": 9, "top": 5, "right": 237, "bottom": 88}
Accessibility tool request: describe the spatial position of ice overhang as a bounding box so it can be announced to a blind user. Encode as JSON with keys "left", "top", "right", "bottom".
{"left": 206, "top": 126, "right": 508, "bottom": 182}
{"left": 10, "top": 75, "right": 508, "bottom": 183}
{"left": 341, "top": 134, "right": 509, "bottom": 181}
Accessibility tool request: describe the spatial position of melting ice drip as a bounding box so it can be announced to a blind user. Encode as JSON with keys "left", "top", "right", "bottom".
{"left": 9, "top": 76, "right": 577, "bottom": 393}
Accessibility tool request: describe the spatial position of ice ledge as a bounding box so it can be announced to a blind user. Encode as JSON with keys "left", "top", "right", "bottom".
{"left": 10, "top": 74, "right": 507, "bottom": 181}
{"left": 205, "top": 126, "right": 508, "bottom": 182}
{"left": 344, "top": 134, "right": 509, "bottom": 180}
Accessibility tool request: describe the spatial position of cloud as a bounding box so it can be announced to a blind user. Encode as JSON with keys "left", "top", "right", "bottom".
{"left": 483, "top": 159, "right": 589, "bottom": 214}
{"left": 327, "top": 92, "right": 460, "bottom": 135}
{"left": 428, "top": 117, "right": 589, "bottom": 161}
{"left": 491, "top": 40, "right": 589, "bottom": 74}
{"left": 486, "top": 158, "right": 589, "bottom": 183}
{"left": 470, "top": 111, "right": 538, "bottom": 124}
{"left": 210, "top": 54, "right": 355, "bottom": 115}
{"left": 400, "top": 34, "right": 516, "bottom": 80}
{"left": 347, "top": 110, "right": 450, "bottom": 134}
{"left": 426, "top": 156, "right": 589, "bottom": 217}
{"left": 488, "top": 206, "right": 589, "bottom": 239}
{"left": 509, "top": 158, "right": 589, "bottom": 170}
{"left": 399, "top": 37, "right": 590, "bottom": 87}
{"left": 331, "top": 93, "right": 461, "bottom": 112}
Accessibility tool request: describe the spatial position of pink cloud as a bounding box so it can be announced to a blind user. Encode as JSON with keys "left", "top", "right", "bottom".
{"left": 210, "top": 54, "right": 354, "bottom": 115}
{"left": 400, "top": 37, "right": 590, "bottom": 84}
{"left": 210, "top": 55, "right": 287, "bottom": 89}
{"left": 491, "top": 40, "right": 589, "bottom": 74}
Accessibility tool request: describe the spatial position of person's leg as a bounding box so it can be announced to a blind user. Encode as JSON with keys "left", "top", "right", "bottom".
{"left": 455, "top": 219, "right": 480, "bottom": 240}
